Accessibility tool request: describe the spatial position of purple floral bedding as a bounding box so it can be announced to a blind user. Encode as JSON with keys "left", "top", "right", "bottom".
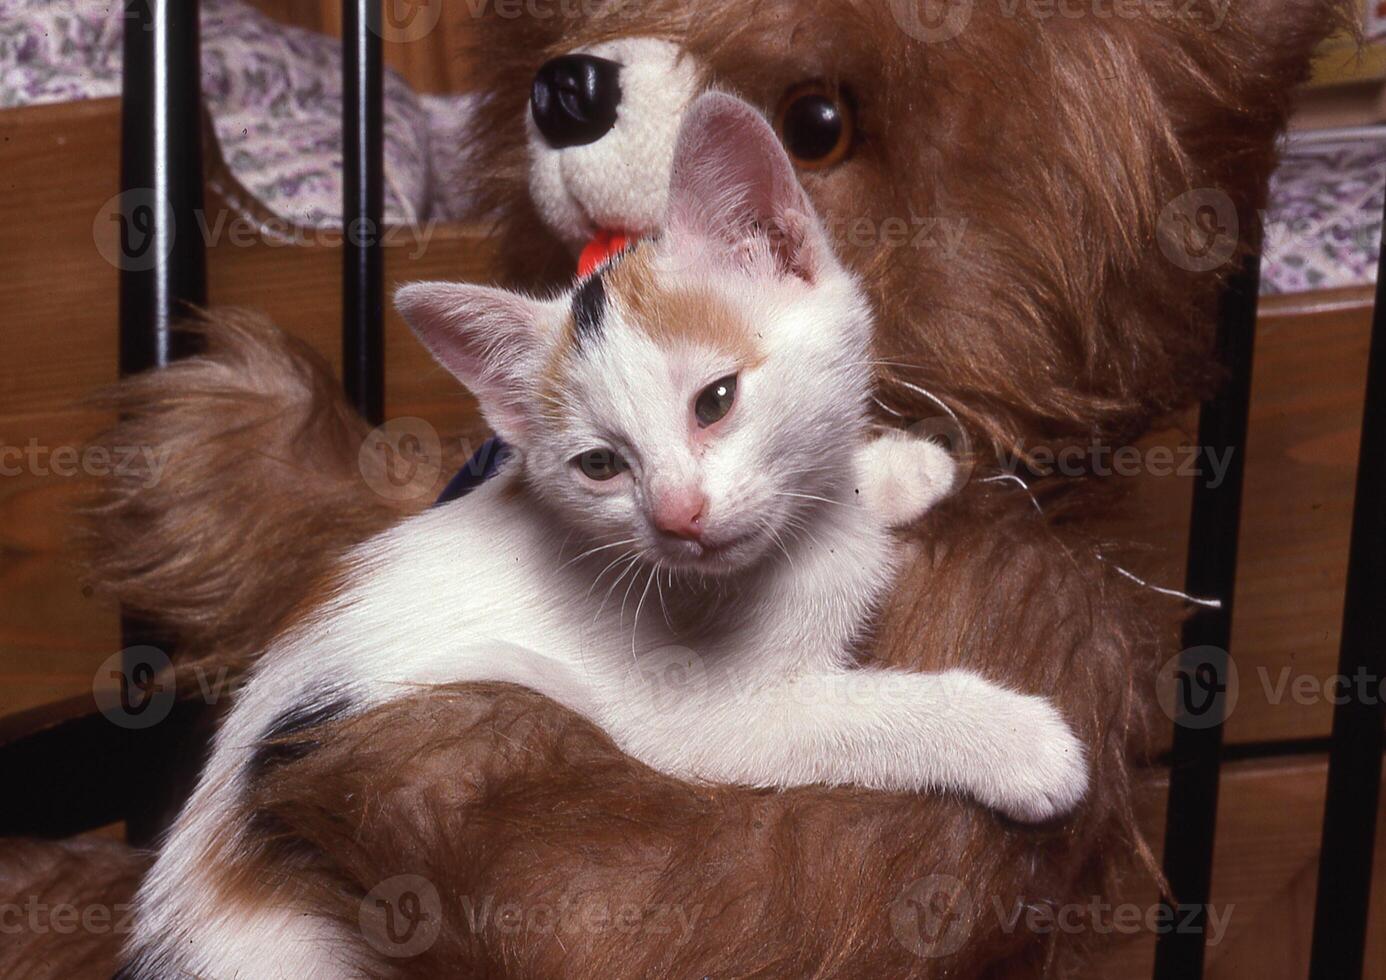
{"left": 0, "top": 0, "right": 477, "bottom": 227}
{"left": 1263, "top": 132, "right": 1385, "bottom": 295}
{"left": 0, "top": 0, "right": 1379, "bottom": 294}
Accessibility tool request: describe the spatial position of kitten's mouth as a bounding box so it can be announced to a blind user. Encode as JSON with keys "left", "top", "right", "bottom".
{"left": 661, "top": 531, "right": 762, "bottom": 573}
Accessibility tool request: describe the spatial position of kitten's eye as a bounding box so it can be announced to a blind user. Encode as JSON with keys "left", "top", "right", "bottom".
{"left": 694, "top": 374, "right": 738, "bottom": 428}
{"left": 572, "top": 448, "right": 630, "bottom": 481}
{"left": 775, "top": 82, "right": 855, "bottom": 170}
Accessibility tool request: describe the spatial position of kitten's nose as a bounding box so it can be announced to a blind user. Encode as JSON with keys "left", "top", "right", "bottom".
{"left": 531, "top": 54, "right": 622, "bottom": 149}
{"left": 653, "top": 488, "right": 706, "bottom": 542}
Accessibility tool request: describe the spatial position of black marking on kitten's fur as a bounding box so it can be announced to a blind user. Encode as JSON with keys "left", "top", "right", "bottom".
{"left": 572, "top": 269, "right": 608, "bottom": 346}
{"left": 247, "top": 692, "right": 355, "bottom": 784}
{"left": 112, "top": 958, "right": 173, "bottom": 980}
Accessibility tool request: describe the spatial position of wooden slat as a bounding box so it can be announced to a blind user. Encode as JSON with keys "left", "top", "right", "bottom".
{"left": 1088, "top": 756, "right": 1386, "bottom": 979}
{"left": 247, "top": 0, "right": 474, "bottom": 93}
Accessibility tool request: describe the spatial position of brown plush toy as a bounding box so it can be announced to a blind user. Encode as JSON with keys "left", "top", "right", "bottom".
{"left": 80, "top": 1, "right": 1345, "bottom": 976}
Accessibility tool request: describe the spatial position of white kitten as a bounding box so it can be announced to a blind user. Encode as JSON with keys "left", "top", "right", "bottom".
{"left": 121, "top": 93, "right": 1087, "bottom": 979}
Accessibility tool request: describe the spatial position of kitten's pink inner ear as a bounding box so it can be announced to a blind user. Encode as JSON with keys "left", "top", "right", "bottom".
{"left": 394, "top": 282, "right": 541, "bottom": 444}
{"left": 666, "top": 92, "right": 823, "bottom": 281}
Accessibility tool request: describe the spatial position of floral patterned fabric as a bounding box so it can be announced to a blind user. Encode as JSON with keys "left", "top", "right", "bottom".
{"left": 1262, "top": 131, "right": 1385, "bottom": 295}
{"left": 0, "top": 0, "right": 1379, "bottom": 293}
{"left": 0, "top": 0, "right": 471, "bottom": 227}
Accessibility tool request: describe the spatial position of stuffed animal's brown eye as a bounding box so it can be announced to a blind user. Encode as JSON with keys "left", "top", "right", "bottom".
{"left": 573, "top": 449, "right": 629, "bottom": 481}
{"left": 694, "top": 374, "right": 738, "bottom": 428}
{"left": 775, "top": 82, "right": 855, "bottom": 170}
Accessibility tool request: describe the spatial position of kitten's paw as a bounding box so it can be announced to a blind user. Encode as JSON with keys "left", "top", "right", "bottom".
{"left": 977, "top": 695, "right": 1090, "bottom": 824}
{"left": 856, "top": 431, "right": 958, "bottom": 527}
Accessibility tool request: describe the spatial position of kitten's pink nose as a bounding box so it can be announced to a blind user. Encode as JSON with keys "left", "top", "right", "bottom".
{"left": 653, "top": 488, "right": 706, "bottom": 542}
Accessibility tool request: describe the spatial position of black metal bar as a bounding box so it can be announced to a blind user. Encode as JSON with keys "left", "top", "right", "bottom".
{"left": 1307, "top": 196, "right": 1386, "bottom": 980}
{"left": 343, "top": 0, "right": 385, "bottom": 425}
{"left": 119, "top": 0, "right": 206, "bottom": 373}
{"left": 119, "top": 0, "right": 207, "bottom": 846}
{"left": 1152, "top": 254, "right": 1262, "bottom": 980}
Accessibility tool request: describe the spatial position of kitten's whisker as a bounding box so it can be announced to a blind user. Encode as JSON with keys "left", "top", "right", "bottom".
{"left": 586, "top": 549, "right": 635, "bottom": 601}
{"left": 631, "top": 565, "right": 658, "bottom": 660}
{"left": 865, "top": 358, "right": 933, "bottom": 373}
{"left": 560, "top": 536, "right": 639, "bottom": 572}
{"left": 655, "top": 563, "right": 674, "bottom": 631}
{"left": 620, "top": 556, "right": 647, "bottom": 625}
{"left": 758, "top": 517, "right": 795, "bottom": 572}
{"left": 775, "top": 490, "right": 848, "bottom": 508}
{"left": 873, "top": 396, "right": 906, "bottom": 418}
{"left": 596, "top": 552, "right": 643, "bottom": 622}
{"left": 782, "top": 513, "right": 825, "bottom": 553}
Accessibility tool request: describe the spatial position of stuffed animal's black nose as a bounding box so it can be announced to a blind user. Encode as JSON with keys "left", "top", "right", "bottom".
{"left": 531, "top": 54, "right": 621, "bottom": 149}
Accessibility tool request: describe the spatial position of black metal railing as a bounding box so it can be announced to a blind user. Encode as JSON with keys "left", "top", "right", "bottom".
{"left": 1152, "top": 251, "right": 1261, "bottom": 980}
{"left": 118, "top": 0, "right": 208, "bottom": 844}
{"left": 1307, "top": 197, "right": 1386, "bottom": 980}
{"left": 342, "top": 0, "right": 385, "bottom": 426}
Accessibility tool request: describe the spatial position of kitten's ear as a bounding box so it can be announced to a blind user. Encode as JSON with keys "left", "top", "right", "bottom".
{"left": 395, "top": 282, "right": 548, "bottom": 443}
{"left": 666, "top": 92, "right": 832, "bottom": 283}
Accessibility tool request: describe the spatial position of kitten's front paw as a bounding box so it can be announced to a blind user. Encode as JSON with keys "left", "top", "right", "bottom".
{"left": 977, "top": 695, "right": 1090, "bottom": 824}
{"left": 858, "top": 431, "right": 958, "bottom": 528}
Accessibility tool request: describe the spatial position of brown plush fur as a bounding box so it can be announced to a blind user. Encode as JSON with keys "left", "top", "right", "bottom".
{"left": 64, "top": 2, "right": 1346, "bottom": 977}
{"left": 80, "top": 311, "right": 472, "bottom": 668}
{"left": 0, "top": 837, "right": 148, "bottom": 980}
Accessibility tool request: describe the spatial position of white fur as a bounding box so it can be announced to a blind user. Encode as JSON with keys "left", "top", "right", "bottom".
{"left": 527, "top": 38, "right": 703, "bottom": 249}
{"left": 125, "top": 95, "right": 1087, "bottom": 977}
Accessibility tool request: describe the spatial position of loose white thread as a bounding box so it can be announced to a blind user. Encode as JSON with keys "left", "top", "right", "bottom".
{"left": 980, "top": 472, "right": 1222, "bottom": 609}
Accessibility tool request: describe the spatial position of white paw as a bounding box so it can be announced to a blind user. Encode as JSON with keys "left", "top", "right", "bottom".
{"left": 858, "top": 431, "right": 958, "bottom": 527}
{"left": 976, "top": 694, "right": 1090, "bottom": 824}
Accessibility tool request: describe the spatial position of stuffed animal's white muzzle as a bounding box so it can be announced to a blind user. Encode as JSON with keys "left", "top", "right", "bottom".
{"left": 526, "top": 37, "right": 705, "bottom": 252}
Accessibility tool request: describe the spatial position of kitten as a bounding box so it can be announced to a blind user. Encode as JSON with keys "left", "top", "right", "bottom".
{"left": 121, "top": 94, "right": 1087, "bottom": 978}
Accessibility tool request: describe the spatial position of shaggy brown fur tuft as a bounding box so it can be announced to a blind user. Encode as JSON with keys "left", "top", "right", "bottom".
{"left": 80, "top": 311, "right": 445, "bottom": 665}
{"left": 67, "top": 2, "right": 1346, "bottom": 977}
{"left": 0, "top": 837, "right": 149, "bottom": 980}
